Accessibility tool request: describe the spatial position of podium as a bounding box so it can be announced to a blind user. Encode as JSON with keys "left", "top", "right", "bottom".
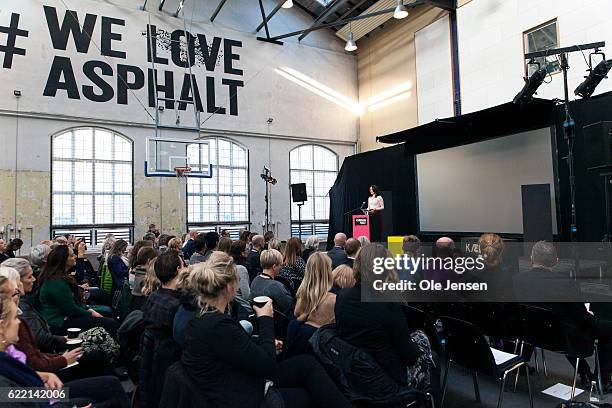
{"left": 352, "top": 214, "right": 370, "bottom": 241}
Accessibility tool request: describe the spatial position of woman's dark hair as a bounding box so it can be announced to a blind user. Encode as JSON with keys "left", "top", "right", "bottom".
{"left": 217, "top": 237, "right": 232, "bottom": 254}
{"left": 263, "top": 231, "right": 274, "bottom": 242}
{"left": 38, "top": 245, "right": 80, "bottom": 304}
{"left": 194, "top": 233, "right": 207, "bottom": 252}
{"left": 136, "top": 247, "right": 157, "bottom": 268}
{"left": 154, "top": 249, "right": 182, "bottom": 284}
{"left": 205, "top": 232, "right": 220, "bottom": 251}
{"left": 283, "top": 237, "right": 302, "bottom": 267}
{"left": 230, "top": 240, "right": 247, "bottom": 260}
{"left": 369, "top": 185, "right": 380, "bottom": 197}
{"left": 239, "top": 230, "right": 250, "bottom": 242}
{"left": 110, "top": 239, "right": 128, "bottom": 258}
{"left": 129, "top": 240, "right": 154, "bottom": 269}
{"left": 158, "top": 234, "right": 174, "bottom": 247}
{"left": 7, "top": 238, "right": 23, "bottom": 251}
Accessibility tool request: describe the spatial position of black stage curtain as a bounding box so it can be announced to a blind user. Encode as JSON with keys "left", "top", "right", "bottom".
{"left": 554, "top": 91, "right": 612, "bottom": 241}
{"left": 327, "top": 91, "right": 612, "bottom": 246}
{"left": 327, "top": 145, "right": 416, "bottom": 249}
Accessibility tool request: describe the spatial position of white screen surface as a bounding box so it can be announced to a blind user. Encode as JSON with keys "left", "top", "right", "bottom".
{"left": 416, "top": 128, "right": 557, "bottom": 234}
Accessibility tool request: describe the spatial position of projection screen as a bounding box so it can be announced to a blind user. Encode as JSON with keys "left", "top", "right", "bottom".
{"left": 416, "top": 127, "right": 558, "bottom": 234}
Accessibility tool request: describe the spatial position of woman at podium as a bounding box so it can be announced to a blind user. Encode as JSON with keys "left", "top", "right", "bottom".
{"left": 367, "top": 185, "right": 384, "bottom": 242}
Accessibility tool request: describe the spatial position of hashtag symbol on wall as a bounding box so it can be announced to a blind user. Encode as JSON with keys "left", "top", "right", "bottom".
{"left": 0, "top": 13, "right": 29, "bottom": 69}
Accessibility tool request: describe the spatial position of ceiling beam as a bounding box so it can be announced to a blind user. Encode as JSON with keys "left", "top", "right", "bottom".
{"left": 270, "top": 1, "right": 424, "bottom": 42}
{"left": 425, "top": 0, "right": 456, "bottom": 11}
{"left": 257, "top": 0, "right": 271, "bottom": 38}
{"left": 255, "top": 1, "right": 285, "bottom": 33}
{"left": 298, "top": 0, "right": 350, "bottom": 41}
{"left": 293, "top": 0, "right": 319, "bottom": 19}
{"left": 210, "top": 0, "right": 228, "bottom": 22}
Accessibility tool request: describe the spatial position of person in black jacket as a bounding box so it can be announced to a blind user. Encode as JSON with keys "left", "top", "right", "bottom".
{"left": 335, "top": 243, "right": 438, "bottom": 395}
{"left": 247, "top": 235, "right": 264, "bottom": 279}
{"left": 326, "top": 233, "right": 348, "bottom": 270}
{"left": 182, "top": 252, "right": 351, "bottom": 408}
{"left": 518, "top": 241, "right": 612, "bottom": 388}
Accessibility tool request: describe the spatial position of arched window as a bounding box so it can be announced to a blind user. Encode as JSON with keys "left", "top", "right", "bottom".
{"left": 51, "top": 128, "right": 133, "bottom": 243}
{"left": 289, "top": 145, "right": 338, "bottom": 239}
{"left": 187, "top": 138, "right": 249, "bottom": 237}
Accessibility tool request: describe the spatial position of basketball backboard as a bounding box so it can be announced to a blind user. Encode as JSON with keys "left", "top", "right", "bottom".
{"left": 145, "top": 137, "right": 213, "bottom": 178}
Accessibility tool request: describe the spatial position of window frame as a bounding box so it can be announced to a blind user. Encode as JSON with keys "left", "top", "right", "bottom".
{"left": 49, "top": 126, "right": 134, "bottom": 239}
{"left": 289, "top": 144, "right": 339, "bottom": 232}
{"left": 523, "top": 18, "right": 561, "bottom": 77}
{"left": 185, "top": 136, "right": 251, "bottom": 230}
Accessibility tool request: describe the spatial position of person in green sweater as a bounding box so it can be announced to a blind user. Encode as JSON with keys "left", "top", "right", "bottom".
{"left": 38, "top": 244, "right": 118, "bottom": 337}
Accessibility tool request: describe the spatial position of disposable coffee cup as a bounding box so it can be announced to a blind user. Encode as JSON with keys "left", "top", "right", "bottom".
{"left": 66, "top": 338, "right": 83, "bottom": 350}
{"left": 67, "top": 328, "right": 81, "bottom": 339}
{"left": 251, "top": 296, "right": 271, "bottom": 309}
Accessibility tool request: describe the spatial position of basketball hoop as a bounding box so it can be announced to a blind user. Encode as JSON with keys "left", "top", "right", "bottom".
{"left": 174, "top": 166, "right": 192, "bottom": 185}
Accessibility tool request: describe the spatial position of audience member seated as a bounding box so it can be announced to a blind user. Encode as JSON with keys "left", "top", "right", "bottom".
{"left": 156, "top": 234, "right": 173, "bottom": 254}
{"left": 131, "top": 247, "right": 158, "bottom": 311}
{"left": 285, "top": 253, "right": 336, "bottom": 358}
{"left": 335, "top": 243, "right": 438, "bottom": 395}
{"left": 459, "top": 233, "right": 513, "bottom": 301}
{"left": 268, "top": 238, "right": 281, "bottom": 251}
{"left": 251, "top": 249, "right": 295, "bottom": 322}
{"left": 190, "top": 232, "right": 219, "bottom": 264}
{"left": 107, "top": 239, "right": 130, "bottom": 290}
{"left": 6, "top": 238, "right": 23, "bottom": 258}
{"left": 181, "top": 254, "right": 352, "bottom": 408}
{"left": 279, "top": 237, "right": 306, "bottom": 296}
{"left": 230, "top": 241, "right": 257, "bottom": 282}
{"left": 0, "top": 239, "right": 9, "bottom": 263}
{"left": 356, "top": 235, "right": 370, "bottom": 247}
{"left": 326, "top": 233, "right": 348, "bottom": 270}
{"left": 247, "top": 234, "right": 264, "bottom": 280}
{"left": 168, "top": 237, "right": 184, "bottom": 257}
{"left": 228, "top": 242, "right": 250, "bottom": 298}
{"left": 1, "top": 264, "right": 111, "bottom": 381}
{"left": 128, "top": 240, "right": 155, "bottom": 276}
{"left": 4, "top": 259, "right": 65, "bottom": 353}
{"left": 331, "top": 264, "right": 356, "bottom": 294}
{"left": 518, "top": 241, "right": 612, "bottom": 388}
{"left": 142, "top": 249, "right": 183, "bottom": 339}
{"left": 220, "top": 229, "right": 231, "bottom": 238}
{"left": 344, "top": 238, "right": 361, "bottom": 268}
{"left": 0, "top": 293, "right": 130, "bottom": 407}
{"left": 29, "top": 244, "right": 51, "bottom": 281}
{"left": 182, "top": 230, "right": 198, "bottom": 260}
{"left": 301, "top": 235, "right": 319, "bottom": 263}
{"left": 217, "top": 236, "right": 232, "bottom": 254}
{"left": 38, "top": 245, "right": 118, "bottom": 337}
{"left": 423, "top": 237, "right": 458, "bottom": 285}
{"left": 263, "top": 230, "right": 275, "bottom": 249}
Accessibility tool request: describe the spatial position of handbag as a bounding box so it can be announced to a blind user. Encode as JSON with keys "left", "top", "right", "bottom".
{"left": 79, "top": 326, "right": 120, "bottom": 364}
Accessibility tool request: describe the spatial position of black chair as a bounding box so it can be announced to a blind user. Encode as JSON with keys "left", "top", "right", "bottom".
{"left": 440, "top": 316, "right": 533, "bottom": 408}
{"left": 402, "top": 305, "right": 443, "bottom": 356}
{"left": 516, "top": 305, "right": 597, "bottom": 402}
{"left": 159, "top": 361, "right": 209, "bottom": 408}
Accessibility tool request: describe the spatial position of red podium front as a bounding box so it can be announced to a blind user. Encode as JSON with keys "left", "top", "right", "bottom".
{"left": 352, "top": 214, "right": 370, "bottom": 241}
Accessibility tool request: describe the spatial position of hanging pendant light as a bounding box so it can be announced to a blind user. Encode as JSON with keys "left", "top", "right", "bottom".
{"left": 282, "top": 0, "right": 294, "bottom": 9}
{"left": 345, "top": 22, "right": 357, "bottom": 52}
{"left": 394, "top": 0, "right": 409, "bottom": 19}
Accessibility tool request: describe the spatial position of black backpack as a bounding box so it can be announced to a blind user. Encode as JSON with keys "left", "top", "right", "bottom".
{"left": 117, "top": 310, "right": 145, "bottom": 381}
{"left": 309, "top": 325, "right": 428, "bottom": 407}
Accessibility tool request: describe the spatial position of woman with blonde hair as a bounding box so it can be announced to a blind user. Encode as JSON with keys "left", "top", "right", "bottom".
{"left": 295, "top": 252, "right": 335, "bottom": 327}
{"left": 267, "top": 238, "right": 281, "bottom": 251}
{"left": 181, "top": 252, "right": 351, "bottom": 408}
{"left": 278, "top": 237, "right": 305, "bottom": 295}
{"left": 331, "top": 264, "right": 356, "bottom": 293}
{"left": 141, "top": 256, "right": 161, "bottom": 296}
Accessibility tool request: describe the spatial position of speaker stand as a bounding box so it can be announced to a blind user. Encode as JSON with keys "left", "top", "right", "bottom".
{"left": 603, "top": 171, "right": 612, "bottom": 242}
{"left": 297, "top": 202, "right": 304, "bottom": 241}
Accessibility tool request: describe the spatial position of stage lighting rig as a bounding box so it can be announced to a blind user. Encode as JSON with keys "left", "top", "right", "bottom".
{"left": 513, "top": 62, "right": 547, "bottom": 106}
{"left": 575, "top": 56, "right": 612, "bottom": 98}
{"left": 260, "top": 166, "right": 277, "bottom": 185}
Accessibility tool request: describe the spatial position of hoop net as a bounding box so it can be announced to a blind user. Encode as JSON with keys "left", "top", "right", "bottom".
{"left": 174, "top": 166, "right": 192, "bottom": 185}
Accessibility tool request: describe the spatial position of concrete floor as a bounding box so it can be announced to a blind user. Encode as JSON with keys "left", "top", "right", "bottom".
{"left": 442, "top": 350, "right": 610, "bottom": 407}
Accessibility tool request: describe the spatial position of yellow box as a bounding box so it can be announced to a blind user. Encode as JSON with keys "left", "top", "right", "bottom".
{"left": 387, "top": 236, "right": 404, "bottom": 257}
